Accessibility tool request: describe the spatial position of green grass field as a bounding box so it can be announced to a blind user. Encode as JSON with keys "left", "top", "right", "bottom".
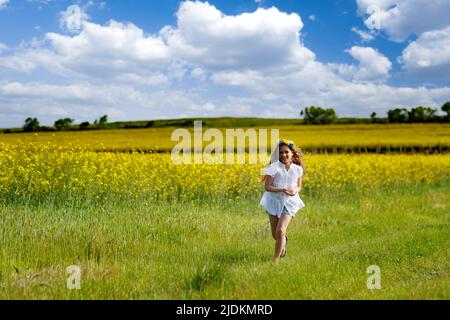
{"left": 1, "top": 182, "right": 448, "bottom": 299}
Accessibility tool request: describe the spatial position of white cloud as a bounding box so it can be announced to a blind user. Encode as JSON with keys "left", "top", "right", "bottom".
{"left": 192, "top": 102, "right": 216, "bottom": 112}
{"left": 212, "top": 69, "right": 267, "bottom": 89}
{"left": 160, "top": 1, "right": 315, "bottom": 69}
{"left": 355, "top": 1, "right": 450, "bottom": 77}
{"left": 399, "top": 26, "right": 450, "bottom": 78}
{"left": 351, "top": 27, "right": 375, "bottom": 42}
{"left": 210, "top": 62, "right": 449, "bottom": 117}
{"left": 26, "top": 0, "right": 54, "bottom": 4}
{"left": 60, "top": 5, "right": 89, "bottom": 33}
{"left": 355, "top": 0, "right": 450, "bottom": 79}
{"left": 323, "top": 83, "right": 450, "bottom": 116}
{"left": 0, "top": 81, "right": 126, "bottom": 126}
{"left": 1, "top": 82, "right": 118, "bottom": 105}
{"left": 345, "top": 46, "right": 392, "bottom": 82}
{"left": 190, "top": 67, "right": 206, "bottom": 81}
{"left": 0, "top": 42, "right": 8, "bottom": 53}
{"left": 48, "top": 20, "right": 170, "bottom": 68}
{"left": 0, "top": 0, "right": 9, "bottom": 10}
{"left": 261, "top": 103, "right": 298, "bottom": 118}
{"left": 212, "top": 52, "right": 450, "bottom": 115}
{"left": 0, "top": 19, "right": 172, "bottom": 81}
{"left": 328, "top": 47, "right": 392, "bottom": 83}
{"left": 356, "top": 0, "right": 450, "bottom": 42}
{"left": 0, "top": 80, "right": 215, "bottom": 126}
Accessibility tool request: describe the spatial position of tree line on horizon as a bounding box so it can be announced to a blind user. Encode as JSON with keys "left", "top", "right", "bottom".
{"left": 300, "top": 101, "right": 450, "bottom": 125}
{"left": 19, "top": 115, "right": 109, "bottom": 133}
{"left": 2, "top": 101, "right": 450, "bottom": 133}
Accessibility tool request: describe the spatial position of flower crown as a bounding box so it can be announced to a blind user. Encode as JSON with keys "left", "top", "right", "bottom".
{"left": 279, "top": 138, "right": 295, "bottom": 149}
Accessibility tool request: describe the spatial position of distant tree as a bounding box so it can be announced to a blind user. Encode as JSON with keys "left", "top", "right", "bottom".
{"left": 23, "top": 117, "right": 40, "bottom": 132}
{"left": 301, "top": 106, "right": 337, "bottom": 125}
{"left": 99, "top": 115, "right": 108, "bottom": 125}
{"left": 442, "top": 101, "right": 450, "bottom": 120}
{"left": 387, "top": 108, "right": 409, "bottom": 123}
{"left": 54, "top": 118, "right": 74, "bottom": 131}
{"left": 408, "top": 106, "right": 436, "bottom": 123}
{"left": 370, "top": 112, "right": 377, "bottom": 123}
{"left": 79, "top": 121, "right": 90, "bottom": 130}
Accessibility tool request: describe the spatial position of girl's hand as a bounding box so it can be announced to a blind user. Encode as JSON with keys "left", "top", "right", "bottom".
{"left": 285, "top": 187, "right": 299, "bottom": 196}
{"left": 283, "top": 189, "right": 295, "bottom": 196}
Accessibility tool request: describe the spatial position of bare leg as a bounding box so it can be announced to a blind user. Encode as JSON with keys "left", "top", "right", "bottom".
{"left": 269, "top": 214, "right": 279, "bottom": 240}
{"left": 274, "top": 214, "right": 292, "bottom": 262}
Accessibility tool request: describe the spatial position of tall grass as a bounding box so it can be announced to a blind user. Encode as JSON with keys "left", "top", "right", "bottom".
{"left": 0, "top": 182, "right": 448, "bottom": 299}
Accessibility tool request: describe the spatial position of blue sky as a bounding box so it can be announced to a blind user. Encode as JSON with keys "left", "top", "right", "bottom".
{"left": 0, "top": 0, "right": 449, "bottom": 127}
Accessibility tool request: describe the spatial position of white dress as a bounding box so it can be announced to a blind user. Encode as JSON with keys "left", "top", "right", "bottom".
{"left": 260, "top": 160, "right": 305, "bottom": 218}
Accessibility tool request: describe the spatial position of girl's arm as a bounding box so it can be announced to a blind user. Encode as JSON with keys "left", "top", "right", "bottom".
{"left": 264, "top": 175, "right": 287, "bottom": 193}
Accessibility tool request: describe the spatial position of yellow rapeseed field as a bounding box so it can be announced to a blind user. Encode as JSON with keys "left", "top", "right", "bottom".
{"left": 0, "top": 123, "right": 449, "bottom": 152}
{"left": 1, "top": 141, "right": 449, "bottom": 203}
